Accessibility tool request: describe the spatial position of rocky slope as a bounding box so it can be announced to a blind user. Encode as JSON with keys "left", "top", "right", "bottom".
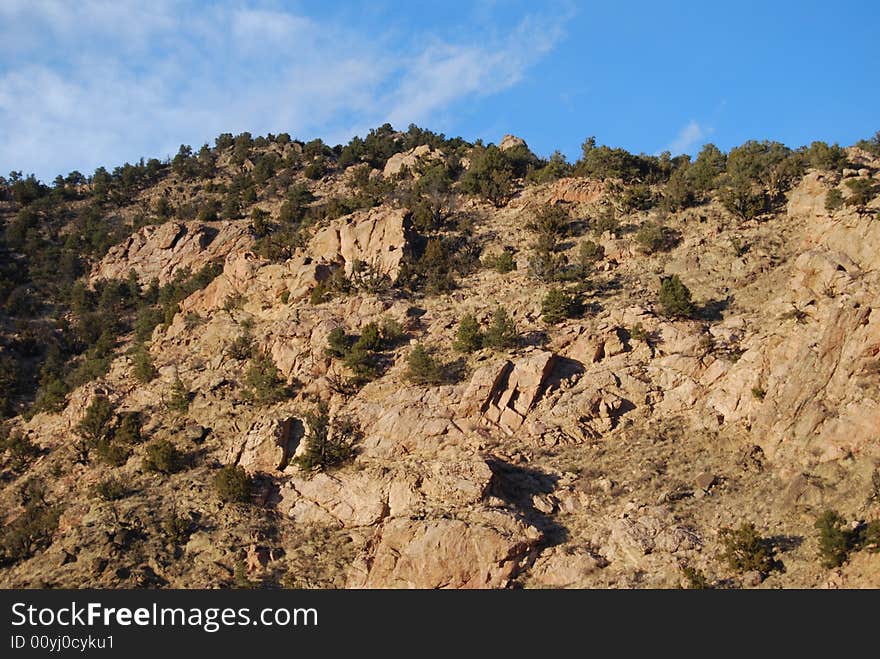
{"left": 1, "top": 135, "right": 879, "bottom": 589}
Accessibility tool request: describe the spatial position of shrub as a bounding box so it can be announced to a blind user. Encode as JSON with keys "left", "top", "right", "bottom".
{"left": 718, "top": 523, "right": 780, "bottom": 578}
{"left": 162, "top": 514, "right": 192, "bottom": 544}
{"left": 74, "top": 396, "right": 113, "bottom": 461}
{"left": 855, "top": 131, "right": 880, "bottom": 157}
{"left": 134, "top": 306, "right": 163, "bottom": 342}
{"left": 93, "top": 478, "right": 128, "bottom": 501}
{"left": 303, "top": 160, "right": 326, "bottom": 180}
{"left": 541, "top": 287, "right": 583, "bottom": 324}
{"left": 613, "top": 183, "right": 654, "bottom": 213}
{"left": 484, "top": 306, "right": 518, "bottom": 350}
{"left": 76, "top": 396, "right": 114, "bottom": 444}
{"left": 213, "top": 465, "right": 253, "bottom": 504}
{"left": 229, "top": 333, "right": 255, "bottom": 360}
{"left": 167, "top": 375, "right": 190, "bottom": 413}
{"left": 681, "top": 565, "right": 713, "bottom": 590}
{"left": 815, "top": 510, "right": 856, "bottom": 568}
{"left": 578, "top": 240, "right": 605, "bottom": 268}
{"left": 353, "top": 322, "right": 382, "bottom": 352}
{"left": 528, "top": 245, "right": 569, "bottom": 282}
{"left": 379, "top": 318, "right": 405, "bottom": 347}
{"left": 0, "top": 431, "right": 39, "bottom": 472}
{"left": 325, "top": 327, "right": 352, "bottom": 358}
{"left": 662, "top": 164, "right": 696, "bottom": 212}
{"left": 143, "top": 439, "right": 184, "bottom": 474}
{"left": 342, "top": 346, "right": 381, "bottom": 382}
{"left": 719, "top": 176, "right": 765, "bottom": 221}
{"left": 293, "top": 403, "right": 358, "bottom": 473}
{"left": 0, "top": 502, "right": 62, "bottom": 567}
{"left": 658, "top": 275, "right": 694, "bottom": 318}
{"left": 95, "top": 438, "right": 131, "bottom": 467}
{"left": 576, "top": 137, "right": 656, "bottom": 183}
{"left": 527, "top": 205, "right": 571, "bottom": 239}
{"left": 460, "top": 145, "right": 513, "bottom": 206}
{"left": 825, "top": 188, "right": 845, "bottom": 213}
{"left": 635, "top": 222, "right": 678, "bottom": 254}
{"left": 592, "top": 206, "right": 620, "bottom": 236}
{"left": 453, "top": 314, "right": 483, "bottom": 353}
{"left": 845, "top": 178, "right": 878, "bottom": 210}
{"left": 114, "top": 412, "right": 142, "bottom": 445}
{"left": 416, "top": 238, "right": 456, "bottom": 295}
{"left": 347, "top": 259, "right": 391, "bottom": 293}
{"left": 244, "top": 355, "right": 288, "bottom": 405}
{"left": 132, "top": 344, "right": 158, "bottom": 383}
{"left": 491, "top": 249, "right": 517, "bottom": 273}
{"left": 405, "top": 343, "right": 445, "bottom": 385}
{"left": 861, "top": 520, "right": 880, "bottom": 553}
{"left": 806, "top": 141, "right": 848, "bottom": 172}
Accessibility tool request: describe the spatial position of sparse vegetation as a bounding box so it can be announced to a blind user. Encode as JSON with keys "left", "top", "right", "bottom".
{"left": 453, "top": 314, "right": 483, "bottom": 353}
{"left": 243, "top": 354, "right": 289, "bottom": 404}
{"left": 143, "top": 439, "right": 184, "bottom": 474}
{"left": 825, "top": 188, "right": 844, "bottom": 213}
{"left": 293, "top": 403, "right": 359, "bottom": 473}
{"left": 658, "top": 275, "right": 694, "bottom": 318}
{"left": 483, "top": 306, "right": 518, "bottom": 350}
{"left": 405, "top": 343, "right": 446, "bottom": 385}
{"left": 541, "top": 287, "right": 583, "bottom": 324}
{"left": 718, "top": 523, "right": 781, "bottom": 579}
{"left": 213, "top": 465, "right": 253, "bottom": 504}
{"left": 93, "top": 477, "right": 129, "bottom": 501}
{"left": 3, "top": 122, "right": 880, "bottom": 589}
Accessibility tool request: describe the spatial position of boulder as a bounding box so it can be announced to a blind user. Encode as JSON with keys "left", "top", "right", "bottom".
{"left": 346, "top": 513, "right": 542, "bottom": 588}
{"left": 227, "top": 417, "right": 304, "bottom": 473}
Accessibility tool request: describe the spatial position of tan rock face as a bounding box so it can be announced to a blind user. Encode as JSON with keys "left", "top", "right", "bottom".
{"left": 547, "top": 177, "right": 605, "bottom": 205}
{"left": 180, "top": 252, "right": 326, "bottom": 316}
{"left": 309, "top": 205, "right": 412, "bottom": 281}
{"left": 346, "top": 514, "right": 541, "bottom": 588}
{"left": 604, "top": 507, "right": 702, "bottom": 566}
{"left": 91, "top": 221, "right": 254, "bottom": 285}
{"left": 499, "top": 134, "right": 529, "bottom": 152}
{"left": 706, "top": 220, "right": 880, "bottom": 465}
{"left": 228, "top": 417, "right": 303, "bottom": 473}
{"left": 528, "top": 548, "right": 602, "bottom": 588}
{"left": 382, "top": 145, "right": 443, "bottom": 178}
{"left": 460, "top": 351, "right": 556, "bottom": 433}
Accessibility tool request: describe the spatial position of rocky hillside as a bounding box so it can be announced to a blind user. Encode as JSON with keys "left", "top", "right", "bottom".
{"left": 1, "top": 127, "right": 879, "bottom": 588}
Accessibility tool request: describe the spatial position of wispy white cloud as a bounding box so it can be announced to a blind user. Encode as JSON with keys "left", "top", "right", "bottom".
{"left": 667, "top": 119, "right": 707, "bottom": 155}
{"left": 0, "top": 1, "right": 570, "bottom": 180}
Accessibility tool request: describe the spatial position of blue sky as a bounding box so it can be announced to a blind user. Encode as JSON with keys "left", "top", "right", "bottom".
{"left": 1, "top": 0, "right": 878, "bottom": 182}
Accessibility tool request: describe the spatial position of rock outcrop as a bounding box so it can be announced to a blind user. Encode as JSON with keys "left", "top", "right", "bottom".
{"left": 309, "top": 205, "right": 412, "bottom": 280}
{"left": 91, "top": 221, "right": 254, "bottom": 285}
{"left": 547, "top": 177, "right": 605, "bottom": 205}
{"left": 382, "top": 145, "right": 444, "bottom": 179}
{"left": 460, "top": 351, "right": 556, "bottom": 433}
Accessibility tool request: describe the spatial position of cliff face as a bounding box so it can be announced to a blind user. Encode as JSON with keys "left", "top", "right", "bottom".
{"left": 2, "top": 143, "right": 880, "bottom": 590}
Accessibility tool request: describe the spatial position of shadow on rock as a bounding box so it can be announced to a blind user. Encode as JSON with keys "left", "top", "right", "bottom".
{"left": 486, "top": 457, "right": 568, "bottom": 546}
